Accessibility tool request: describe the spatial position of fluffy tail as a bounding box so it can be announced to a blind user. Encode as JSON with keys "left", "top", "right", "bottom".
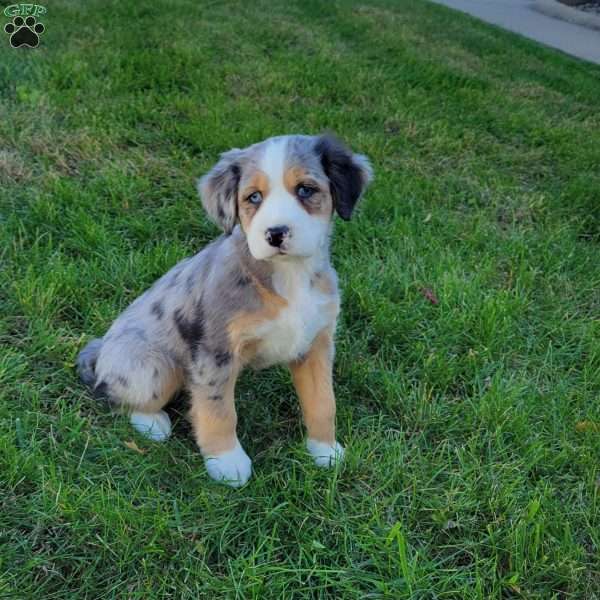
{"left": 77, "top": 338, "right": 103, "bottom": 388}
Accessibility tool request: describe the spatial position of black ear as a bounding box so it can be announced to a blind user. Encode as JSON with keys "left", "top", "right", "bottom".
{"left": 315, "top": 135, "right": 373, "bottom": 220}
{"left": 197, "top": 148, "right": 245, "bottom": 234}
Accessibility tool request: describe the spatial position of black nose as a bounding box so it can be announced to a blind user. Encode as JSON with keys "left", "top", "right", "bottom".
{"left": 265, "top": 225, "right": 289, "bottom": 248}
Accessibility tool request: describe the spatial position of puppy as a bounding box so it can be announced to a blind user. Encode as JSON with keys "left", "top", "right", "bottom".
{"left": 77, "top": 134, "right": 372, "bottom": 487}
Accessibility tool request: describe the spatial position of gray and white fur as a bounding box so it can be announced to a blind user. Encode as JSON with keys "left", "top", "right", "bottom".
{"left": 77, "top": 134, "right": 372, "bottom": 487}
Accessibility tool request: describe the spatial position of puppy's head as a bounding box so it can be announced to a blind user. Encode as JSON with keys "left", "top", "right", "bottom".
{"left": 198, "top": 134, "right": 372, "bottom": 261}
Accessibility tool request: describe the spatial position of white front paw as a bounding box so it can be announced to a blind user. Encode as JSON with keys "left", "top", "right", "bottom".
{"left": 306, "top": 439, "right": 345, "bottom": 468}
{"left": 130, "top": 410, "right": 172, "bottom": 442}
{"left": 204, "top": 441, "right": 252, "bottom": 487}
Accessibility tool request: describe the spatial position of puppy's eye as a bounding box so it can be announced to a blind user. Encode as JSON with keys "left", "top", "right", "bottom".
{"left": 297, "top": 185, "right": 316, "bottom": 200}
{"left": 247, "top": 191, "right": 262, "bottom": 205}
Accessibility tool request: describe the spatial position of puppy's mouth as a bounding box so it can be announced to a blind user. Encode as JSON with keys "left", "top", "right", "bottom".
{"left": 249, "top": 240, "right": 312, "bottom": 261}
{"left": 260, "top": 246, "right": 297, "bottom": 261}
{"left": 265, "top": 248, "right": 289, "bottom": 260}
{"left": 265, "top": 243, "right": 291, "bottom": 257}
{"left": 271, "top": 247, "right": 314, "bottom": 261}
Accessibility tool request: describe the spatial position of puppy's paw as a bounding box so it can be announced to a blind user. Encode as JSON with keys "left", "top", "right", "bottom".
{"left": 130, "top": 410, "right": 172, "bottom": 442}
{"left": 204, "top": 441, "right": 252, "bottom": 488}
{"left": 306, "top": 439, "right": 345, "bottom": 468}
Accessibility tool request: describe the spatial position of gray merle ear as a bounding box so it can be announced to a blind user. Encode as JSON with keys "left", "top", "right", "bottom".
{"left": 197, "top": 148, "right": 245, "bottom": 234}
{"left": 315, "top": 134, "right": 373, "bottom": 220}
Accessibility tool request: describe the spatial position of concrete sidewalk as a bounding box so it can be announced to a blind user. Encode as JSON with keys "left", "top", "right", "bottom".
{"left": 430, "top": 0, "right": 600, "bottom": 64}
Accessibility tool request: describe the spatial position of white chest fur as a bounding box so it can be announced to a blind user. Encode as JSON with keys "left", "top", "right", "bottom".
{"left": 254, "top": 263, "right": 338, "bottom": 367}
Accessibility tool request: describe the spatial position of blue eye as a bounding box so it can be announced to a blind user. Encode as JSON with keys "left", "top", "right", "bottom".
{"left": 297, "top": 185, "right": 315, "bottom": 200}
{"left": 247, "top": 191, "right": 262, "bottom": 205}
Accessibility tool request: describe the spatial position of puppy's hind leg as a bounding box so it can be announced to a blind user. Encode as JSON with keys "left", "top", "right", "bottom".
{"left": 91, "top": 337, "right": 183, "bottom": 442}
{"left": 125, "top": 359, "right": 184, "bottom": 442}
{"left": 129, "top": 410, "right": 173, "bottom": 443}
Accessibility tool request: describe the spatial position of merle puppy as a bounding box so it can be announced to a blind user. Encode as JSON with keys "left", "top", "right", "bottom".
{"left": 78, "top": 134, "right": 372, "bottom": 487}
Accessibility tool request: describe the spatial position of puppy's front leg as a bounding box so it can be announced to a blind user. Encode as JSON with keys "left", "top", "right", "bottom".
{"left": 289, "top": 329, "right": 344, "bottom": 467}
{"left": 189, "top": 373, "right": 251, "bottom": 487}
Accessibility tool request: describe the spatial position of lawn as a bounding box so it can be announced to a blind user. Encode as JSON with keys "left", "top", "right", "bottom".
{"left": 1, "top": 0, "right": 599, "bottom": 597}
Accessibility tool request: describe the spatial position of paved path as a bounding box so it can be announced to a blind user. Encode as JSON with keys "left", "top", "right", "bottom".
{"left": 430, "top": 0, "right": 600, "bottom": 64}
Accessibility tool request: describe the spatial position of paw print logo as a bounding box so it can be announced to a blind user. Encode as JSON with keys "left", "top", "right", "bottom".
{"left": 4, "top": 16, "right": 45, "bottom": 48}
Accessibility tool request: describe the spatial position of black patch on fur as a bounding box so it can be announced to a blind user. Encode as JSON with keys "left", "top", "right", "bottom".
{"left": 214, "top": 350, "right": 231, "bottom": 368}
{"left": 117, "top": 375, "right": 129, "bottom": 387}
{"left": 310, "top": 272, "right": 323, "bottom": 288}
{"left": 208, "top": 394, "right": 223, "bottom": 402}
{"left": 293, "top": 352, "right": 308, "bottom": 365}
{"left": 173, "top": 305, "right": 205, "bottom": 360}
{"left": 153, "top": 367, "right": 160, "bottom": 379}
{"left": 237, "top": 274, "right": 251, "bottom": 287}
{"left": 151, "top": 301, "right": 164, "bottom": 320}
{"left": 185, "top": 274, "right": 195, "bottom": 293}
{"left": 208, "top": 379, "right": 217, "bottom": 386}
{"left": 315, "top": 135, "right": 365, "bottom": 220}
{"left": 169, "top": 270, "right": 181, "bottom": 288}
{"left": 93, "top": 380, "right": 109, "bottom": 399}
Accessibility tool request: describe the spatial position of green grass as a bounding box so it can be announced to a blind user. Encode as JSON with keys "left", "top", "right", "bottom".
{"left": 1, "top": 0, "right": 600, "bottom": 597}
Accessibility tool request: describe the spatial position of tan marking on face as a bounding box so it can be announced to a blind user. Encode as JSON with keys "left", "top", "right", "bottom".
{"left": 227, "top": 278, "right": 288, "bottom": 364}
{"left": 289, "top": 328, "right": 336, "bottom": 444}
{"left": 237, "top": 170, "right": 271, "bottom": 233}
{"left": 283, "top": 166, "right": 332, "bottom": 217}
